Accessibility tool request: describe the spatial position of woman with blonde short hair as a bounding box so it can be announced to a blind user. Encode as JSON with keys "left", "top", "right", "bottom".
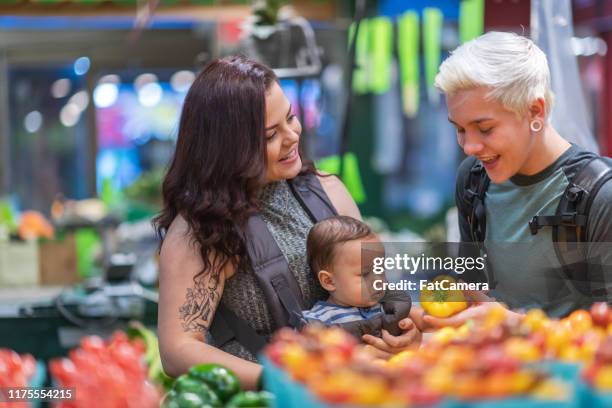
{"left": 421, "top": 31, "right": 612, "bottom": 327}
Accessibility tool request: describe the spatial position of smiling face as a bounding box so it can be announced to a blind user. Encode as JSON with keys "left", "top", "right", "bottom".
{"left": 447, "top": 87, "right": 535, "bottom": 184}
{"left": 264, "top": 81, "right": 303, "bottom": 183}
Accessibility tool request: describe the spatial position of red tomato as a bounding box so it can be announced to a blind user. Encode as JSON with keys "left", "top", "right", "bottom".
{"left": 591, "top": 302, "right": 610, "bottom": 327}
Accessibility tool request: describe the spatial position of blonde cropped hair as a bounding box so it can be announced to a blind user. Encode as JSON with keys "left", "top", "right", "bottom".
{"left": 435, "top": 31, "right": 554, "bottom": 118}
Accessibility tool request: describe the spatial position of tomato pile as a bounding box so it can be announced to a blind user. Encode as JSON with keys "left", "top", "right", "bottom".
{"left": 265, "top": 303, "right": 612, "bottom": 406}
{"left": 49, "top": 332, "right": 161, "bottom": 408}
{"left": 0, "top": 349, "right": 37, "bottom": 408}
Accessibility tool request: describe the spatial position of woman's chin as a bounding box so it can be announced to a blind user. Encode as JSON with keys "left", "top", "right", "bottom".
{"left": 284, "top": 157, "right": 303, "bottom": 179}
{"left": 266, "top": 157, "right": 303, "bottom": 182}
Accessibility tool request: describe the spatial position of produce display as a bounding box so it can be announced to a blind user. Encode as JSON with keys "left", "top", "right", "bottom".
{"left": 582, "top": 337, "right": 612, "bottom": 391}
{"left": 0, "top": 324, "right": 270, "bottom": 408}
{"left": 3, "top": 303, "right": 612, "bottom": 408}
{"left": 49, "top": 332, "right": 161, "bottom": 408}
{"left": 163, "top": 364, "right": 273, "bottom": 408}
{"left": 17, "top": 211, "right": 54, "bottom": 240}
{"left": 0, "top": 349, "right": 37, "bottom": 408}
{"left": 264, "top": 302, "right": 612, "bottom": 407}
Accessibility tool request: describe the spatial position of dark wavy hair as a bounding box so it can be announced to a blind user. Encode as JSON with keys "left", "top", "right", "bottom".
{"left": 154, "top": 55, "right": 309, "bottom": 281}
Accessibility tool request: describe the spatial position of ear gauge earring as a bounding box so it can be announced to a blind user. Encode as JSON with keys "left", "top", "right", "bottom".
{"left": 530, "top": 120, "right": 543, "bottom": 132}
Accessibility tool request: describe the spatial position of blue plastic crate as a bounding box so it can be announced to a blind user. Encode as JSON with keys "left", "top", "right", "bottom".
{"left": 457, "top": 361, "right": 581, "bottom": 408}
{"left": 262, "top": 357, "right": 329, "bottom": 408}
{"left": 262, "top": 356, "right": 464, "bottom": 408}
{"left": 261, "top": 356, "right": 585, "bottom": 408}
{"left": 576, "top": 379, "right": 612, "bottom": 408}
{"left": 30, "top": 360, "right": 47, "bottom": 408}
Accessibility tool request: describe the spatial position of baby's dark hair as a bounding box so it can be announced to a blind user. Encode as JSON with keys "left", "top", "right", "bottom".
{"left": 307, "top": 215, "right": 374, "bottom": 273}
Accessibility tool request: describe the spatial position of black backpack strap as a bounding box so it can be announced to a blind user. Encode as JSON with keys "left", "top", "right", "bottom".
{"left": 531, "top": 157, "right": 612, "bottom": 299}
{"left": 575, "top": 157, "right": 612, "bottom": 234}
{"left": 463, "top": 161, "right": 490, "bottom": 245}
{"left": 462, "top": 160, "right": 496, "bottom": 288}
{"left": 530, "top": 157, "right": 612, "bottom": 240}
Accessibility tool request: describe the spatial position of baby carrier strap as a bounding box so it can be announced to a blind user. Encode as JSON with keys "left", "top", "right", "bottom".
{"left": 210, "top": 172, "right": 337, "bottom": 358}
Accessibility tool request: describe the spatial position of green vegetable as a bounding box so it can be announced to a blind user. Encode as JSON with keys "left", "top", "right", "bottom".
{"left": 226, "top": 391, "right": 274, "bottom": 407}
{"left": 161, "top": 390, "right": 180, "bottom": 408}
{"left": 127, "top": 322, "right": 174, "bottom": 390}
{"left": 175, "top": 392, "right": 212, "bottom": 408}
{"left": 188, "top": 363, "right": 240, "bottom": 403}
{"left": 173, "top": 374, "right": 221, "bottom": 406}
{"left": 163, "top": 389, "right": 220, "bottom": 408}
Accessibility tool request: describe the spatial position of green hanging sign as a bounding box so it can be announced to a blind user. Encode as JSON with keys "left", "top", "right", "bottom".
{"left": 459, "top": 0, "right": 485, "bottom": 44}
{"left": 317, "top": 153, "right": 366, "bottom": 204}
{"left": 349, "top": 20, "right": 370, "bottom": 95}
{"left": 398, "top": 10, "right": 419, "bottom": 117}
{"left": 423, "top": 7, "right": 442, "bottom": 104}
{"left": 369, "top": 17, "right": 393, "bottom": 95}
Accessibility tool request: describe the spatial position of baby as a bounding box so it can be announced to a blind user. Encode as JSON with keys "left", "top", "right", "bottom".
{"left": 302, "top": 216, "right": 411, "bottom": 338}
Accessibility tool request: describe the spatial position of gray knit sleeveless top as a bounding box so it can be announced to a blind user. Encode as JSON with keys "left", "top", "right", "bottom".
{"left": 219, "top": 180, "right": 328, "bottom": 361}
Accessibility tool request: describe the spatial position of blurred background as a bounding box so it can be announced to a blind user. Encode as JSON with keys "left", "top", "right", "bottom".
{"left": 0, "top": 0, "right": 610, "bottom": 371}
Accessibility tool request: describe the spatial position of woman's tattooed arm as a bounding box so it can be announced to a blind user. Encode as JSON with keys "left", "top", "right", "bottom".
{"left": 178, "top": 271, "right": 222, "bottom": 333}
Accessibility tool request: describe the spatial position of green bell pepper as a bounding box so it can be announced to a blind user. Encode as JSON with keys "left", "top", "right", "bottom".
{"left": 187, "top": 363, "right": 241, "bottom": 403}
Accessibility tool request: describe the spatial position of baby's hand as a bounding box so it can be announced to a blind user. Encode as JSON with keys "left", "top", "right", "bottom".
{"left": 362, "top": 317, "right": 421, "bottom": 356}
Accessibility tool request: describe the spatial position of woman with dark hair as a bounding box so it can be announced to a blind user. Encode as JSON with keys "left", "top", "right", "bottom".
{"left": 155, "top": 56, "right": 421, "bottom": 389}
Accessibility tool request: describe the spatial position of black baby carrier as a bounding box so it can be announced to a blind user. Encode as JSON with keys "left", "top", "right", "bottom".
{"left": 209, "top": 172, "right": 412, "bottom": 357}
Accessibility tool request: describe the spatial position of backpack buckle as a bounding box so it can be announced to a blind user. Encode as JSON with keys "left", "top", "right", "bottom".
{"left": 464, "top": 188, "right": 477, "bottom": 201}
{"left": 471, "top": 162, "right": 485, "bottom": 173}
{"left": 528, "top": 216, "right": 540, "bottom": 235}
{"left": 565, "top": 185, "right": 584, "bottom": 202}
{"left": 560, "top": 213, "right": 578, "bottom": 227}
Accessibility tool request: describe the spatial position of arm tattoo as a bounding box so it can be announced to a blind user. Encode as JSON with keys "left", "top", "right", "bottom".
{"left": 179, "top": 272, "right": 221, "bottom": 333}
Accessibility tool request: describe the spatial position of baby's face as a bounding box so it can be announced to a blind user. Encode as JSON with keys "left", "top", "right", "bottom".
{"left": 329, "top": 236, "right": 385, "bottom": 308}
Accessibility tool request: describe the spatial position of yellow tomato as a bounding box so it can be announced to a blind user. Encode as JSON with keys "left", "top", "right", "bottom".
{"left": 456, "top": 322, "right": 471, "bottom": 339}
{"left": 423, "top": 366, "right": 454, "bottom": 394}
{"left": 566, "top": 310, "right": 593, "bottom": 334}
{"left": 387, "top": 350, "right": 414, "bottom": 368}
{"left": 282, "top": 343, "right": 319, "bottom": 381}
{"left": 452, "top": 374, "right": 482, "bottom": 400}
{"left": 438, "top": 346, "right": 475, "bottom": 371}
{"left": 559, "top": 345, "right": 582, "bottom": 362}
{"left": 484, "top": 303, "right": 508, "bottom": 329}
{"left": 504, "top": 338, "right": 541, "bottom": 363}
{"left": 431, "top": 327, "right": 458, "bottom": 345}
{"left": 521, "top": 309, "right": 548, "bottom": 332}
{"left": 545, "top": 325, "right": 572, "bottom": 355}
{"left": 420, "top": 275, "right": 468, "bottom": 318}
{"left": 350, "top": 376, "right": 389, "bottom": 405}
{"left": 508, "top": 371, "right": 536, "bottom": 394}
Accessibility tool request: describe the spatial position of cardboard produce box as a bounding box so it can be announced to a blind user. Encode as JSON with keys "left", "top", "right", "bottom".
{"left": 39, "top": 233, "right": 79, "bottom": 286}
{"left": 0, "top": 238, "right": 39, "bottom": 286}
{"left": 0, "top": 233, "right": 79, "bottom": 287}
